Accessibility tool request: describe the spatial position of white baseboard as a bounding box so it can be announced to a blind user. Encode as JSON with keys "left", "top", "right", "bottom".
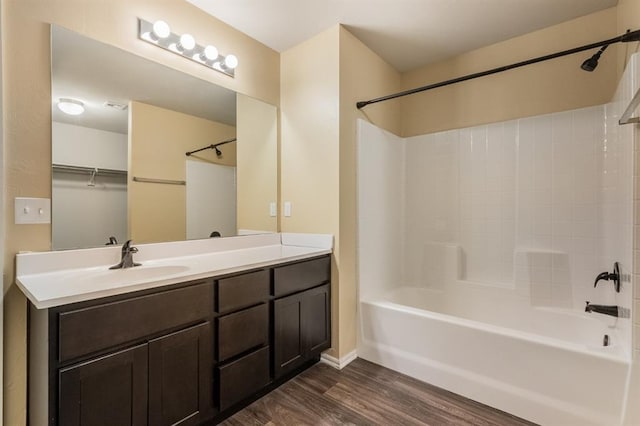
{"left": 320, "top": 350, "right": 357, "bottom": 370}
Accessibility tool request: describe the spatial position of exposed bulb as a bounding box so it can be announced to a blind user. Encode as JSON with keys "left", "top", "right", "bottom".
{"left": 200, "top": 45, "right": 219, "bottom": 62}
{"left": 224, "top": 54, "right": 238, "bottom": 69}
{"left": 152, "top": 20, "right": 171, "bottom": 39}
{"left": 178, "top": 33, "right": 196, "bottom": 52}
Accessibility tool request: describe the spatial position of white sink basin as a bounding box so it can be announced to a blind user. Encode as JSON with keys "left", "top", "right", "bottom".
{"left": 86, "top": 265, "right": 191, "bottom": 285}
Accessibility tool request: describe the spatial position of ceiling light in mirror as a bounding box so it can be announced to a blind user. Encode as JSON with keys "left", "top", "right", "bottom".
{"left": 58, "top": 98, "right": 85, "bottom": 115}
{"left": 138, "top": 18, "right": 237, "bottom": 77}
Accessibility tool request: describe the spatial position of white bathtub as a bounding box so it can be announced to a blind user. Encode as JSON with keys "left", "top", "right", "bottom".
{"left": 357, "top": 283, "right": 631, "bottom": 426}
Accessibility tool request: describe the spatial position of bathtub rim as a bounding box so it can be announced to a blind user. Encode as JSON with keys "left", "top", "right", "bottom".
{"left": 360, "top": 296, "right": 631, "bottom": 364}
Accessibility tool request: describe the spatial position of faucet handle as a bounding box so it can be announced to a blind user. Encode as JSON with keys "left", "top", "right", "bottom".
{"left": 593, "top": 262, "right": 621, "bottom": 293}
{"left": 121, "top": 239, "right": 136, "bottom": 252}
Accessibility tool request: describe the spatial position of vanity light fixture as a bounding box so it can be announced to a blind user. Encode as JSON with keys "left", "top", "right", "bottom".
{"left": 199, "top": 45, "right": 219, "bottom": 63}
{"left": 223, "top": 54, "right": 239, "bottom": 70}
{"left": 57, "top": 98, "right": 85, "bottom": 115}
{"left": 171, "top": 33, "right": 196, "bottom": 54}
{"left": 151, "top": 20, "right": 171, "bottom": 40}
{"left": 138, "top": 18, "right": 238, "bottom": 77}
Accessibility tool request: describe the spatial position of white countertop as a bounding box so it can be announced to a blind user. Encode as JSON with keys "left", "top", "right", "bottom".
{"left": 16, "top": 233, "right": 332, "bottom": 309}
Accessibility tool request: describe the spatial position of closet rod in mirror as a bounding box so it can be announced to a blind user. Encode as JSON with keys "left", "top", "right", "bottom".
{"left": 53, "top": 164, "right": 127, "bottom": 177}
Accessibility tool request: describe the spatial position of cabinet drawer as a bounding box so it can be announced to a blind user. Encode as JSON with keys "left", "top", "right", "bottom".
{"left": 273, "top": 256, "right": 330, "bottom": 297}
{"left": 218, "top": 303, "right": 268, "bottom": 361}
{"left": 217, "top": 269, "right": 269, "bottom": 313}
{"left": 218, "top": 346, "right": 270, "bottom": 411}
{"left": 58, "top": 282, "right": 212, "bottom": 362}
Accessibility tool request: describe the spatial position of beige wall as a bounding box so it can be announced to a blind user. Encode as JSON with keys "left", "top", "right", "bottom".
{"left": 280, "top": 26, "right": 341, "bottom": 356}
{"left": 400, "top": 7, "right": 619, "bottom": 136}
{"left": 618, "top": 0, "right": 640, "bottom": 74}
{"left": 129, "top": 101, "right": 236, "bottom": 243}
{"left": 236, "top": 94, "right": 278, "bottom": 233}
{"left": 280, "top": 25, "right": 402, "bottom": 359}
{"left": 338, "top": 27, "right": 401, "bottom": 357}
{"left": 2, "top": 0, "right": 278, "bottom": 423}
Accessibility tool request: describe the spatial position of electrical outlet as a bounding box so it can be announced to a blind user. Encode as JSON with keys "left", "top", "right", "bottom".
{"left": 15, "top": 197, "right": 51, "bottom": 224}
{"left": 284, "top": 202, "right": 292, "bottom": 217}
{"left": 270, "top": 202, "right": 277, "bottom": 217}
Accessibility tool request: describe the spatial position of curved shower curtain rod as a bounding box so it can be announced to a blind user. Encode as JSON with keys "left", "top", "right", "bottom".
{"left": 185, "top": 138, "right": 237, "bottom": 157}
{"left": 356, "top": 29, "right": 640, "bottom": 110}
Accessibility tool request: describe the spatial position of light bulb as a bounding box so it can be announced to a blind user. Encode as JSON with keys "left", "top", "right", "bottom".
{"left": 178, "top": 33, "right": 196, "bottom": 51}
{"left": 224, "top": 54, "right": 238, "bottom": 69}
{"left": 200, "top": 45, "right": 219, "bottom": 62}
{"left": 58, "top": 98, "right": 85, "bottom": 115}
{"left": 152, "top": 20, "right": 171, "bottom": 39}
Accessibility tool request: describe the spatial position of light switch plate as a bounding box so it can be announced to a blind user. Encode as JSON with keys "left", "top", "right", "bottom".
{"left": 15, "top": 197, "right": 51, "bottom": 224}
{"left": 284, "top": 201, "right": 292, "bottom": 217}
{"left": 269, "top": 202, "right": 277, "bottom": 217}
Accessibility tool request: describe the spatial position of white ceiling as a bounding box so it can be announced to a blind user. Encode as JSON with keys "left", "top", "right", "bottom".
{"left": 187, "top": 0, "right": 618, "bottom": 72}
{"left": 52, "top": 26, "right": 236, "bottom": 134}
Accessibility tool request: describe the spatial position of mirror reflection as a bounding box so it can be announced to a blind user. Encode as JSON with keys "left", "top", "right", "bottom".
{"left": 51, "top": 26, "right": 278, "bottom": 250}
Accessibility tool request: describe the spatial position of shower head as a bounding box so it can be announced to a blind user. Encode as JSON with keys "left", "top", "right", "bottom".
{"left": 581, "top": 44, "right": 609, "bottom": 72}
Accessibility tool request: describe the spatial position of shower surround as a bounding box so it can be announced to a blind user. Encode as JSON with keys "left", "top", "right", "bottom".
{"left": 357, "top": 54, "right": 638, "bottom": 425}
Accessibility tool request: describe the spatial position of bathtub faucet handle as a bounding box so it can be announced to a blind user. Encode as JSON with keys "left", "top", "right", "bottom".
{"left": 593, "top": 262, "right": 620, "bottom": 293}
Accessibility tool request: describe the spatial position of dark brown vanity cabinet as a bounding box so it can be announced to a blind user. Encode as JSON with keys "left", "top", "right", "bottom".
{"left": 31, "top": 254, "right": 331, "bottom": 425}
{"left": 58, "top": 322, "right": 212, "bottom": 426}
{"left": 273, "top": 257, "right": 331, "bottom": 378}
{"left": 148, "top": 322, "right": 213, "bottom": 425}
{"left": 58, "top": 343, "right": 149, "bottom": 426}
{"left": 41, "top": 281, "right": 214, "bottom": 426}
{"left": 215, "top": 269, "right": 271, "bottom": 411}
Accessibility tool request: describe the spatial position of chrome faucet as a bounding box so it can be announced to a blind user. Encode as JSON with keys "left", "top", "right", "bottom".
{"left": 109, "top": 240, "right": 141, "bottom": 269}
{"left": 585, "top": 301, "right": 619, "bottom": 317}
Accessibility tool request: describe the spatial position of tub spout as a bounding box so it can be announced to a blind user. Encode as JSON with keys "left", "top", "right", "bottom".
{"left": 585, "top": 301, "right": 618, "bottom": 317}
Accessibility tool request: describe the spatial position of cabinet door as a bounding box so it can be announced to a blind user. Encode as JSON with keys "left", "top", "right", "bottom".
{"left": 149, "top": 322, "right": 213, "bottom": 426}
{"left": 273, "top": 283, "right": 331, "bottom": 378}
{"left": 59, "top": 343, "right": 148, "bottom": 426}
{"left": 304, "top": 283, "right": 331, "bottom": 356}
{"left": 273, "top": 292, "right": 305, "bottom": 378}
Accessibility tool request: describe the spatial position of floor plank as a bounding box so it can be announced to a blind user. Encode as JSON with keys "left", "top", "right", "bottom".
{"left": 220, "top": 358, "right": 536, "bottom": 426}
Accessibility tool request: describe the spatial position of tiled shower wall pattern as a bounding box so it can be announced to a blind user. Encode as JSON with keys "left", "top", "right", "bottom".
{"left": 404, "top": 104, "right": 633, "bottom": 313}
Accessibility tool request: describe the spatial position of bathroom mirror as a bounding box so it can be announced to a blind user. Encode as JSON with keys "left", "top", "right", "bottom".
{"left": 50, "top": 26, "right": 278, "bottom": 250}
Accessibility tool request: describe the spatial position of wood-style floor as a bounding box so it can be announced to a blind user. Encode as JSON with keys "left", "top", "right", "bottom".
{"left": 220, "top": 358, "right": 536, "bottom": 426}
